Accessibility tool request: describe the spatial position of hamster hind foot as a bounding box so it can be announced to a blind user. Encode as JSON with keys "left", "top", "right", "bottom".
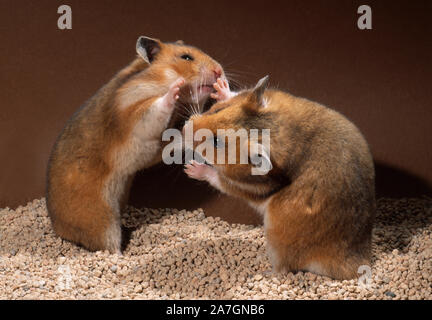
{"left": 50, "top": 200, "right": 122, "bottom": 254}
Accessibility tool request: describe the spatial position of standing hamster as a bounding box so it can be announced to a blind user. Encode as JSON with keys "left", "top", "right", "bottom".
{"left": 46, "top": 36, "right": 225, "bottom": 253}
{"left": 184, "top": 76, "right": 375, "bottom": 279}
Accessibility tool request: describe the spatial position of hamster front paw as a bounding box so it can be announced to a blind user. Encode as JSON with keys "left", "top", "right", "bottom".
{"left": 211, "top": 78, "right": 234, "bottom": 101}
{"left": 161, "top": 77, "right": 185, "bottom": 108}
{"left": 184, "top": 160, "right": 215, "bottom": 181}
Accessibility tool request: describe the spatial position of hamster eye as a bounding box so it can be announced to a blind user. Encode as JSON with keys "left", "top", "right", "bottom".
{"left": 181, "top": 54, "right": 194, "bottom": 61}
{"left": 213, "top": 136, "right": 224, "bottom": 148}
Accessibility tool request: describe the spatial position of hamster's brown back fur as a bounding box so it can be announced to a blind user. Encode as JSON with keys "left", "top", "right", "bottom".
{"left": 47, "top": 37, "right": 225, "bottom": 253}
{"left": 188, "top": 82, "right": 375, "bottom": 279}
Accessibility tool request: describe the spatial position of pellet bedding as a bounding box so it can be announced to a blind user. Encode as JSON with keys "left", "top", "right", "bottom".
{"left": 0, "top": 197, "right": 431, "bottom": 299}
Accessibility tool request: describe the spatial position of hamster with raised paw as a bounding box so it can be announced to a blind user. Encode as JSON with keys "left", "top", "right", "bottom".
{"left": 46, "top": 36, "right": 225, "bottom": 253}
{"left": 184, "top": 76, "right": 375, "bottom": 279}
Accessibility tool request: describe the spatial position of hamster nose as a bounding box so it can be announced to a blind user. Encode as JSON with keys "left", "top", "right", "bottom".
{"left": 213, "top": 67, "right": 223, "bottom": 79}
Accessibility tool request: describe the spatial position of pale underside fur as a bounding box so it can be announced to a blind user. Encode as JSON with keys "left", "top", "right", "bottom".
{"left": 102, "top": 97, "right": 172, "bottom": 251}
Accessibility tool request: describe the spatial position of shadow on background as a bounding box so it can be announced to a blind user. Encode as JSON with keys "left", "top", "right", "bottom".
{"left": 375, "top": 162, "right": 432, "bottom": 198}
{"left": 129, "top": 163, "right": 262, "bottom": 225}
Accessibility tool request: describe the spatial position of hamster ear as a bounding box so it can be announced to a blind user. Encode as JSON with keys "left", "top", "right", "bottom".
{"left": 136, "top": 36, "right": 161, "bottom": 64}
{"left": 175, "top": 40, "right": 184, "bottom": 45}
{"left": 251, "top": 75, "right": 270, "bottom": 106}
{"left": 244, "top": 75, "right": 270, "bottom": 113}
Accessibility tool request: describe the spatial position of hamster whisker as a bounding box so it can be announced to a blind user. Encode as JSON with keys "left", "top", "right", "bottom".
{"left": 188, "top": 88, "right": 199, "bottom": 116}
{"left": 191, "top": 103, "right": 200, "bottom": 117}
{"left": 220, "top": 59, "right": 242, "bottom": 69}
{"left": 225, "top": 75, "right": 242, "bottom": 86}
{"left": 224, "top": 71, "right": 248, "bottom": 81}
{"left": 191, "top": 87, "right": 200, "bottom": 114}
{"left": 195, "top": 78, "right": 203, "bottom": 115}
{"left": 224, "top": 67, "right": 255, "bottom": 77}
{"left": 198, "top": 74, "right": 204, "bottom": 114}
{"left": 176, "top": 107, "right": 192, "bottom": 120}
{"left": 188, "top": 101, "right": 197, "bottom": 117}
{"left": 198, "top": 76, "right": 203, "bottom": 112}
{"left": 225, "top": 75, "right": 246, "bottom": 91}
{"left": 189, "top": 101, "right": 199, "bottom": 117}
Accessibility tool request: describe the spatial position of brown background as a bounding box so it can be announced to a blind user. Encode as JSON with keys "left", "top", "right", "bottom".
{"left": 1, "top": 0, "right": 431, "bottom": 224}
